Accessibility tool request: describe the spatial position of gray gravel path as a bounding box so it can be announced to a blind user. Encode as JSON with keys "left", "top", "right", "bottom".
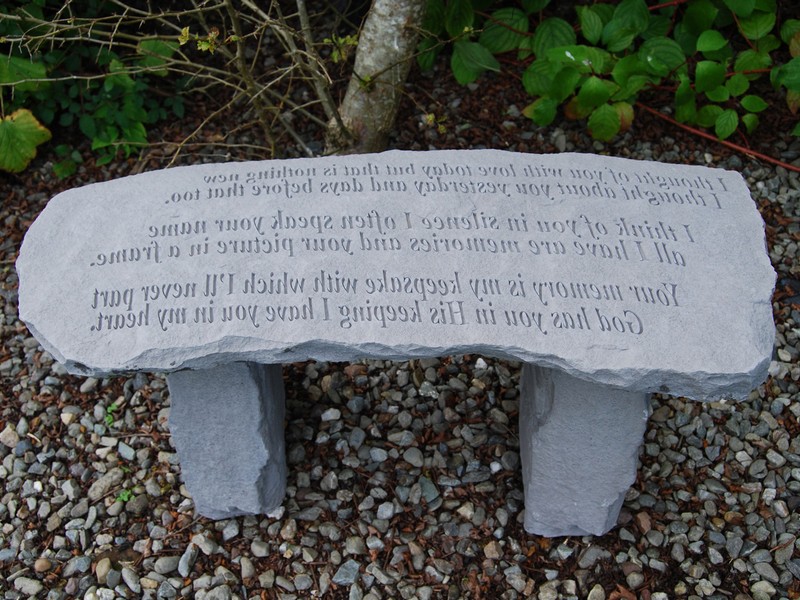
{"left": 2, "top": 77, "right": 800, "bottom": 599}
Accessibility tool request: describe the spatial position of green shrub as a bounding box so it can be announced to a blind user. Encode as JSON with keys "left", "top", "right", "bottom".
{"left": 419, "top": 0, "right": 800, "bottom": 142}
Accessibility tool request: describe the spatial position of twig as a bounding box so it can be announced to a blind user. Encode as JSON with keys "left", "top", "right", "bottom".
{"left": 636, "top": 102, "right": 800, "bottom": 173}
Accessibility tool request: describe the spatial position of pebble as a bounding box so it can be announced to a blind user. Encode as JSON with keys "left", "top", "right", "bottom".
{"left": 333, "top": 559, "right": 361, "bottom": 586}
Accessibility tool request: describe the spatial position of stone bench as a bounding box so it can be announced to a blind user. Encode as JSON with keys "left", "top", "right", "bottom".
{"left": 17, "top": 149, "right": 775, "bottom": 537}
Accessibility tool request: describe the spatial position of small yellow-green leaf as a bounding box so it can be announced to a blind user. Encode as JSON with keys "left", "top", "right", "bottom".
{"left": 787, "top": 90, "right": 800, "bottom": 114}
{"left": 0, "top": 109, "right": 52, "bottom": 173}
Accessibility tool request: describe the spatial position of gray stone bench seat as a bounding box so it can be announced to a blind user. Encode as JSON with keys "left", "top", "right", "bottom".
{"left": 17, "top": 149, "right": 775, "bottom": 536}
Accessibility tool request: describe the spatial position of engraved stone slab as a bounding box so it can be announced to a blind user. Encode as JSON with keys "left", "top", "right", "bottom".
{"left": 17, "top": 149, "right": 775, "bottom": 400}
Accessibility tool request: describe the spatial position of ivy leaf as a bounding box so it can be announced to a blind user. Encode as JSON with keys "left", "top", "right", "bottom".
{"left": 445, "top": 0, "right": 474, "bottom": 38}
{"left": 451, "top": 40, "right": 500, "bottom": 84}
{"left": 696, "top": 30, "right": 728, "bottom": 53}
{"left": 695, "top": 60, "right": 726, "bottom": 92}
{"left": 715, "top": 108, "right": 739, "bottom": 139}
{"left": 480, "top": 8, "right": 528, "bottom": 53}
{"left": 523, "top": 97, "right": 559, "bottom": 125}
{"left": 588, "top": 103, "right": 620, "bottom": 141}
{"left": 738, "top": 11, "right": 775, "bottom": 40}
{"left": 533, "top": 18, "right": 576, "bottom": 57}
{"left": 723, "top": 0, "right": 755, "bottom": 17}
{"left": 740, "top": 94, "right": 768, "bottom": 112}
{"left": 0, "top": 109, "right": 52, "bottom": 173}
{"left": 577, "top": 6, "right": 603, "bottom": 45}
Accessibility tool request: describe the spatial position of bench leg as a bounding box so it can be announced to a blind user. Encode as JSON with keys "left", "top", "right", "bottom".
{"left": 519, "top": 364, "right": 650, "bottom": 537}
{"left": 166, "top": 362, "right": 287, "bottom": 519}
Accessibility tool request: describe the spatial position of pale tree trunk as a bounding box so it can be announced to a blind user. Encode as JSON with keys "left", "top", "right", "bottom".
{"left": 326, "top": 0, "right": 426, "bottom": 154}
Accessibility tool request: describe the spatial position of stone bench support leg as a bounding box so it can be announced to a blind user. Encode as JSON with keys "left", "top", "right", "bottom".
{"left": 519, "top": 364, "right": 650, "bottom": 537}
{"left": 167, "top": 362, "right": 287, "bottom": 519}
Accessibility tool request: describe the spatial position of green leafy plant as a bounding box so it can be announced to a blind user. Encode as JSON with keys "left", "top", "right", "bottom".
{"left": 104, "top": 401, "right": 119, "bottom": 426}
{"left": 323, "top": 33, "right": 359, "bottom": 63}
{"left": 114, "top": 488, "right": 133, "bottom": 503}
{"left": 418, "top": 0, "right": 800, "bottom": 143}
{"left": 0, "top": 108, "right": 51, "bottom": 172}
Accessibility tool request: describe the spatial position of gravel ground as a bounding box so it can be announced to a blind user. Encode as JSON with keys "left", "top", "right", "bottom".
{"left": 2, "top": 62, "right": 800, "bottom": 599}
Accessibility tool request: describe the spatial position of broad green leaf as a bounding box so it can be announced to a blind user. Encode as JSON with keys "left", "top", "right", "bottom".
{"left": 451, "top": 40, "right": 500, "bottom": 84}
{"left": 523, "top": 97, "right": 558, "bottom": 125}
{"left": 533, "top": 18, "right": 576, "bottom": 57}
{"left": 522, "top": 59, "right": 557, "bottom": 95}
{"left": 742, "top": 112, "right": 759, "bottom": 133}
{"left": 137, "top": 39, "right": 178, "bottom": 76}
{"left": 0, "top": 109, "right": 52, "bottom": 173}
{"left": 587, "top": 103, "right": 620, "bottom": 141}
{"left": 715, "top": 109, "right": 738, "bottom": 139}
{"left": 682, "top": 0, "right": 718, "bottom": 35}
{"left": 612, "top": 74, "right": 650, "bottom": 100}
{"left": 445, "top": 0, "right": 473, "bottom": 37}
{"left": 740, "top": 94, "right": 768, "bottom": 112}
{"left": 726, "top": 72, "right": 750, "bottom": 96}
{"left": 576, "top": 76, "right": 615, "bottom": 110}
{"left": 775, "top": 57, "right": 800, "bottom": 90}
{"left": 602, "top": 20, "right": 637, "bottom": 53}
{"left": 422, "top": 0, "right": 445, "bottom": 35}
{"left": 696, "top": 104, "right": 723, "bottom": 127}
{"left": 564, "top": 97, "right": 593, "bottom": 120}
{"left": 612, "top": 55, "right": 648, "bottom": 85}
{"left": 522, "top": 0, "right": 550, "bottom": 13}
{"left": 79, "top": 114, "right": 96, "bottom": 139}
{"left": 0, "top": 56, "right": 47, "bottom": 91}
{"left": 480, "top": 8, "right": 528, "bottom": 53}
{"left": 672, "top": 22, "right": 699, "bottom": 55}
{"left": 416, "top": 37, "right": 440, "bottom": 71}
{"left": 696, "top": 30, "right": 728, "bottom": 53}
{"left": 723, "top": 0, "right": 755, "bottom": 17}
{"left": 643, "top": 16, "right": 671, "bottom": 39}
{"left": 734, "top": 49, "right": 771, "bottom": 79}
{"left": 611, "top": 0, "right": 650, "bottom": 35}
{"left": 738, "top": 11, "right": 775, "bottom": 40}
{"left": 706, "top": 85, "right": 730, "bottom": 102}
{"left": 695, "top": 60, "right": 726, "bottom": 92}
{"left": 675, "top": 76, "right": 697, "bottom": 122}
{"left": 639, "top": 36, "right": 686, "bottom": 76}
{"left": 592, "top": 4, "right": 615, "bottom": 25}
{"left": 780, "top": 19, "right": 800, "bottom": 44}
{"left": 755, "top": 35, "right": 781, "bottom": 53}
{"left": 577, "top": 6, "right": 603, "bottom": 45}
{"left": 550, "top": 66, "right": 581, "bottom": 102}
{"left": 792, "top": 122, "right": 800, "bottom": 136}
